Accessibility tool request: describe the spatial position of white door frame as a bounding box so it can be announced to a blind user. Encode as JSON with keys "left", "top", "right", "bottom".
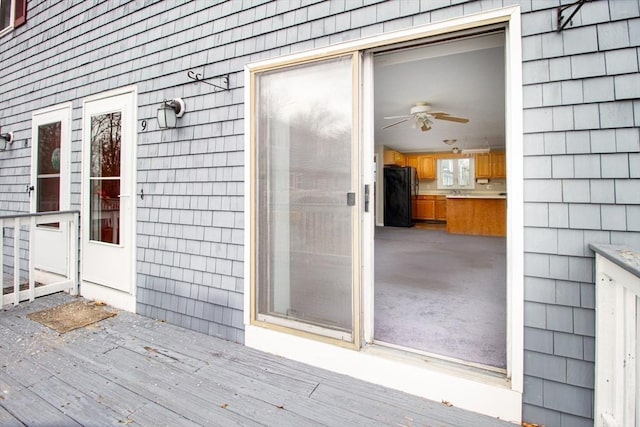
{"left": 30, "top": 103, "right": 72, "bottom": 280}
{"left": 80, "top": 86, "right": 137, "bottom": 312}
{"left": 244, "top": 6, "right": 523, "bottom": 422}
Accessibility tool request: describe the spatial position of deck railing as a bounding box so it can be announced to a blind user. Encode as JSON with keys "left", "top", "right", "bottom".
{"left": 591, "top": 243, "right": 640, "bottom": 427}
{"left": 0, "top": 211, "right": 79, "bottom": 307}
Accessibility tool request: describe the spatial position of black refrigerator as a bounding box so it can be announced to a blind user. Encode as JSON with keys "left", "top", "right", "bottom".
{"left": 384, "top": 166, "right": 418, "bottom": 227}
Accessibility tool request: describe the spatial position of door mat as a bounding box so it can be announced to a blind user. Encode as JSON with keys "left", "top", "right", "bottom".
{"left": 27, "top": 300, "right": 117, "bottom": 333}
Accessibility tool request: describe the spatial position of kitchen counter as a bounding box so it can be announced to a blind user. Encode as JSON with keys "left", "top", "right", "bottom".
{"left": 446, "top": 197, "right": 506, "bottom": 237}
{"left": 418, "top": 191, "right": 506, "bottom": 197}
{"left": 446, "top": 194, "right": 506, "bottom": 199}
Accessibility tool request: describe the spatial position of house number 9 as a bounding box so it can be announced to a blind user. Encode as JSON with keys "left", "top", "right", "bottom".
{"left": 141, "top": 120, "right": 147, "bottom": 131}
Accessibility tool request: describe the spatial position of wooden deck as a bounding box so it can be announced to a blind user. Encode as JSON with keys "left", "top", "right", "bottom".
{"left": 0, "top": 293, "right": 515, "bottom": 426}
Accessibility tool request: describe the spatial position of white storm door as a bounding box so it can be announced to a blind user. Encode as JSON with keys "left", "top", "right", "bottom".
{"left": 31, "top": 103, "right": 71, "bottom": 277}
{"left": 81, "top": 91, "right": 135, "bottom": 294}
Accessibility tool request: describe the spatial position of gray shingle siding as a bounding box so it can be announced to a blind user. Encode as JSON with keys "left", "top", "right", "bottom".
{"left": 1, "top": 1, "right": 639, "bottom": 425}
{"left": 521, "top": 1, "right": 640, "bottom": 426}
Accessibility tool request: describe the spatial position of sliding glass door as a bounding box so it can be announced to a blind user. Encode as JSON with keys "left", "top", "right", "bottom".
{"left": 252, "top": 54, "right": 359, "bottom": 344}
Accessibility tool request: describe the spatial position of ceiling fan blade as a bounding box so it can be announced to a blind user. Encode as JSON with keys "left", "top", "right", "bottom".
{"left": 433, "top": 113, "right": 469, "bottom": 123}
{"left": 384, "top": 114, "right": 412, "bottom": 120}
{"left": 382, "top": 118, "right": 409, "bottom": 129}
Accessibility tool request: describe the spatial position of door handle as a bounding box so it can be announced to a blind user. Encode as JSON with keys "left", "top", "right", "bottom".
{"left": 118, "top": 194, "right": 130, "bottom": 198}
{"left": 364, "top": 185, "right": 370, "bottom": 212}
{"left": 346, "top": 192, "right": 356, "bottom": 207}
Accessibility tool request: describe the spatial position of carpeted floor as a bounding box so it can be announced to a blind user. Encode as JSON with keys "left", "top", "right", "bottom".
{"left": 374, "top": 226, "right": 506, "bottom": 368}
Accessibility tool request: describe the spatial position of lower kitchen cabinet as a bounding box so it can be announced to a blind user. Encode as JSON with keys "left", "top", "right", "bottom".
{"left": 415, "top": 196, "right": 435, "bottom": 220}
{"left": 414, "top": 195, "right": 446, "bottom": 221}
{"left": 435, "top": 197, "right": 447, "bottom": 220}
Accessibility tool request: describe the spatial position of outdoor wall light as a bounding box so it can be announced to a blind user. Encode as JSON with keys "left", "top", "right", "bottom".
{"left": 157, "top": 98, "right": 186, "bottom": 129}
{"left": 0, "top": 131, "right": 13, "bottom": 151}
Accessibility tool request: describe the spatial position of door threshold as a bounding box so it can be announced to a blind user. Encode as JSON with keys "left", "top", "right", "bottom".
{"left": 370, "top": 339, "right": 507, "bottom": 379}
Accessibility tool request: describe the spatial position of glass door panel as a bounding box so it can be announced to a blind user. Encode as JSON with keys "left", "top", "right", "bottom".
{"left": 36, "top": 122, "right": 61, "bottom": 227}
{"left": 89, "top": 112, "right": 121, "bottom": 244}
{"left": 254, "top": 55, "right": 356, "bottom": 340}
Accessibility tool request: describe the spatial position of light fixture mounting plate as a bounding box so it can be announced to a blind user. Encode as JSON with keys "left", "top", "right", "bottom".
{"left": 170, "top": 98, "right": 186, "bottom": 118}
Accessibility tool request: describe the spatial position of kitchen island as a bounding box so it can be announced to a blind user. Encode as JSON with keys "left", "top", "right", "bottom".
{"left": 446, "top": 195, "right": 506, "bottom": 237}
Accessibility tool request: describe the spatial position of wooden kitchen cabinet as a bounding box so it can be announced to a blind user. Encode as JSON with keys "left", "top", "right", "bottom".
{"left": 435, "top": 196, "right": 447, "bottom": 220}
{"left": 414, "top": 195, "right": 435, "bottom": 220}
{"left": 418, "top": 155, "right": 435, "bottom": 179}
{"left": 384, "top": 150, "right": 405, "bottom": 166}
{"left": 475, "top": 151, "right": 506, "bottom": 179}
{"left": 405, "top": 155, "right": 419, "bottom": 170}
{"left": 446, "top": 197, "right": 506, "bottom": 237}
{"left": 491, "top": 152, "right": 506, "bottom": 178}
{"left": 475, "top": 153, "right": 491, "bottom": 178}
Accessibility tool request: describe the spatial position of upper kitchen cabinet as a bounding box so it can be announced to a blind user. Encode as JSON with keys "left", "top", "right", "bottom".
{"left": 490, "top": 152, "right": 506, "bottom": 178}
{"left": 405, "top": 155, "right": 419, "bottom": 170}
{"left": 418, "top": 155, "right": 435, "bottom": 179}
{"left": 475, "top": 153, "right": 491, "bottom": 179}
{"left": 405, "top": 154, "right": 435, "bottom": 180}
{"left": 384, "top": 149, "right": 405, "bottom": 167}
{"left": 475, "top": 151, "right": 505, "bottom": 179}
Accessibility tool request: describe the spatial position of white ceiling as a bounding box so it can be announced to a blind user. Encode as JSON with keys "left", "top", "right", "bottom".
{"left": 373, "top": 32, "right": 506, "bottom": 153}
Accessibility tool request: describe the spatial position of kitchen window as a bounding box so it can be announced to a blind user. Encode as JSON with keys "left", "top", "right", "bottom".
{"left": 437, "top": 158, "right": 475, "bottom": 190}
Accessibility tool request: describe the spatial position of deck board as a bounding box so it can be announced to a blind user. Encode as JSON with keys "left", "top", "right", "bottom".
{"left": 0, "top": 405, "right": 23, "bottom": 427}
{"left": 0, "top": 293, "right": 515, "bottom": 426}
{"left": 0, "top": 372, "right": 83, "bottom": 426}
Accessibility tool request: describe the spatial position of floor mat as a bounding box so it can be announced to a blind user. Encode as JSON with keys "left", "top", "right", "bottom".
{"left": 27, "top": 300, "right": 117, "bottom": 333}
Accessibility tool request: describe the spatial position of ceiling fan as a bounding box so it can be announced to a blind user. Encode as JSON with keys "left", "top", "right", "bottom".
{"left": 382, "top": 102, "right": 469, "bottom": 132}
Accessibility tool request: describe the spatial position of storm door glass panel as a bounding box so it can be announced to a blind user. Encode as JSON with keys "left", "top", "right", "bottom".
{"left": 255, "top": 56, "right": 354, "bottom": 338}
{"left": 89, "top": 112, "right": 121, "bottom": 244}
{"left": 37, "top": 122, "right": 61, "bottom": 227}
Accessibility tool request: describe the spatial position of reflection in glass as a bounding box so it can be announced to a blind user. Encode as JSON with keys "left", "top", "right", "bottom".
{"left": 37, "top": 122, "right": 62, "bottom": 227}
{"left": 255, "top": 56, "right": 354, "bottom": 335}
{"left": 91, "top": 113, "right": 121, "bottom": 178}
{"left": 90, "top": 113, "right": 121, "bottom": 244}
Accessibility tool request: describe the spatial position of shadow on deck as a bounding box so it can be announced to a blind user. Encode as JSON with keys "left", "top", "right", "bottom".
{"left": 0, "top": 293, "right": 515, "bottom": 426}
